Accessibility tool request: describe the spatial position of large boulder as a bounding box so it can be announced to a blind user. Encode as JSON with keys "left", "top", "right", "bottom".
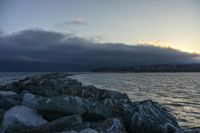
{"left": 36, "top": 96, "right": 112, "bottom": 121}
{"left": 119, "top": 100, "right": 182, "bottom": 133}
{"left": 19, "top": 115, "right": 82, "bottom": 133}
{"left": 21, "top": 93, "right": 38, "bottom": 109}
{"left": 1, "top": 106, "right": 48, "bottom": 133}
{"left": 79, "top": 128, "right": 99, "bottom": 133}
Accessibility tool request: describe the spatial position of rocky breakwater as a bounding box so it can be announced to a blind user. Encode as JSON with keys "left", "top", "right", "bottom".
{"left": 0, "top": 73, "right": 198, "bottom": 133}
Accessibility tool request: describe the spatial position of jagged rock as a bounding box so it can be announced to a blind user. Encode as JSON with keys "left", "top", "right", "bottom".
{"left": 61, "top": 79, "right": 125, "bottom": 102}
{"left": 21, "top": 93, "right": 38, "bottom": 109}
{"left": 105, "top": 118, "right": 126, "bottom": 133}
{"left": 119, "top": 100, "right": 182, "bottom": 133}
{"left": 19, "top": 115, "right": 82, "bottom": 133}
{"left": 76, "top": 85, "right": 130, "bottom": 102}
{"left": 36, "top": 96, "right": 112, "bottom": 121}
{"left": 1, "top": 106, "right": 48, "bottom": 133}
{"left": 0, "top": 73, "right": 129, "bottom": 103}
{"left": 79, "top": 128, "right": 99, "bottom": 133}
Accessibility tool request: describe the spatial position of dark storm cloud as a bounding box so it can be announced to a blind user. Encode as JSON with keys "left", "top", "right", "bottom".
{"left": 0, "top": 29, "right": 199, "bottom": 71}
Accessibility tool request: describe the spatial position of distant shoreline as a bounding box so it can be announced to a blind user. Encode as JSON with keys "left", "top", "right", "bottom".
{"left": 92, "top": 64, "right": 200, "bottom": 73}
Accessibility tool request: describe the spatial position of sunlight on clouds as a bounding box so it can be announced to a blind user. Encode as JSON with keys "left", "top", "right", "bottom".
{"left": 138, "top": 40, "right": 173, "bottom": 48}
{"left": 137, "top": 40, "right": 200, "bottom": 54}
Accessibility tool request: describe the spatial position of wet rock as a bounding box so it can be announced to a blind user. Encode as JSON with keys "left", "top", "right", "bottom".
{"left": 36, "top": 96, "right": 112, "bottom": 121}
{"left": 79, "top": 128, "right": 99, "bottom": 133}
{"left": 20, "top": 115, "right": 82, "bottom": 133}
{"left": 56, "top": 78, "right": 130, "bottom": 103}
{"left": 11, "top": 73, "right": 71, "bottom": 97}
{"left": 19, "top": 90, "right": 32, "bottom": 99}
{"left": 121, "top": 100, "right": 182, "bottom": 133}
{"left": 60, "top": 79, "right": 84, "bottom": 97}
{"left": 105, "top": 118, "right": 126, "bottom": 133}
{"left": 21, "top": 93, "right": 38, "bottom": 109}
{"left": 1, "top": 106, "right": 48, "bottom": 133}
{"left": 81, "top": 85, "right": 130, "bottom": 102}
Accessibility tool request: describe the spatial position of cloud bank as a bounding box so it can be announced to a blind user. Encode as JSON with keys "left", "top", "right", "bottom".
{"left": 0, "top": 29, "right": 199, "bottom": 71}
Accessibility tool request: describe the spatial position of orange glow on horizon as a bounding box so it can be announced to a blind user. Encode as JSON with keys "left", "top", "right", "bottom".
{"left": 137, "top": 40, "right": 200, "bottom": 54}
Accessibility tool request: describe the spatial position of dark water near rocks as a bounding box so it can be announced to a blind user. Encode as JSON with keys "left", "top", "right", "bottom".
{"left": 0, "top": 72, "right": 199, "bottom": 129}
{"left": 70, "top": 73, "right": 200, "bottom": 129}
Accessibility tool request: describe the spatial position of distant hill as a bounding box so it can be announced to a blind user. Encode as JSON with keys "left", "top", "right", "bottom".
{"left": 92, "top": 64, "right": 200, "bottom": 72}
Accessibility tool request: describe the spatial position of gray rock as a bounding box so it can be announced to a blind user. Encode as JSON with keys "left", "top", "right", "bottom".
{"left": 19, "top": 90, "right": 32, "bottom": 99}
{"left": 1, "top": 106, "right": 48, "bottom": 133}
{"left": 105, "top": 118, "right": 126, "bottom": 133}
{"left": 79, "top": 128, "right": 99, "bottom": 133}
{"left": 121, "top": 100, "right": 182, "bottom": 133}
{"left": 36, "top": 96, "right": 112, "bottom": 121}
{"left": 19, "top": 115, "right": 82, "bottom": 133}
{"left": 21, "top": 93, "right": 38, "bottom": 109}
{"left": 81, "top": 85, "right": 130, "bottom": 102}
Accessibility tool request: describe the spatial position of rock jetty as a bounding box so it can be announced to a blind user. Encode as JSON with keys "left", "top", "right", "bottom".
{"left": 0, "top": 73, "right": 198, "bottom": 133}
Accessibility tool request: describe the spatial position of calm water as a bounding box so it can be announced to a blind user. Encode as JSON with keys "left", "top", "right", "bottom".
{"left": 70, "top": 73, "right": 200, "bottom": 128}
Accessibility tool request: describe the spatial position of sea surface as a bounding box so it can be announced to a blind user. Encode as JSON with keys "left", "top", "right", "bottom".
{"left": 0, "top": 72, "right": 199, "bottom": 129}
{"left": 70, "top": 73, "right": 200, "bottom": 129}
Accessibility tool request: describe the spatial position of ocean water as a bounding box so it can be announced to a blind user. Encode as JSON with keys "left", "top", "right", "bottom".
{"left": 70, "top": 73, "right": 200, "bottom": 129}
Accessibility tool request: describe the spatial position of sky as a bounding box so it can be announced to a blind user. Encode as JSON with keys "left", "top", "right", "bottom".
{"left": 0, "top": 0, "right": 200, "bottom": 71}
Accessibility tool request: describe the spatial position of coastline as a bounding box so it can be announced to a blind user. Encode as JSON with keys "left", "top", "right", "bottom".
{"left": 0, "top": 73, "right": 199, "bottom": 133}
